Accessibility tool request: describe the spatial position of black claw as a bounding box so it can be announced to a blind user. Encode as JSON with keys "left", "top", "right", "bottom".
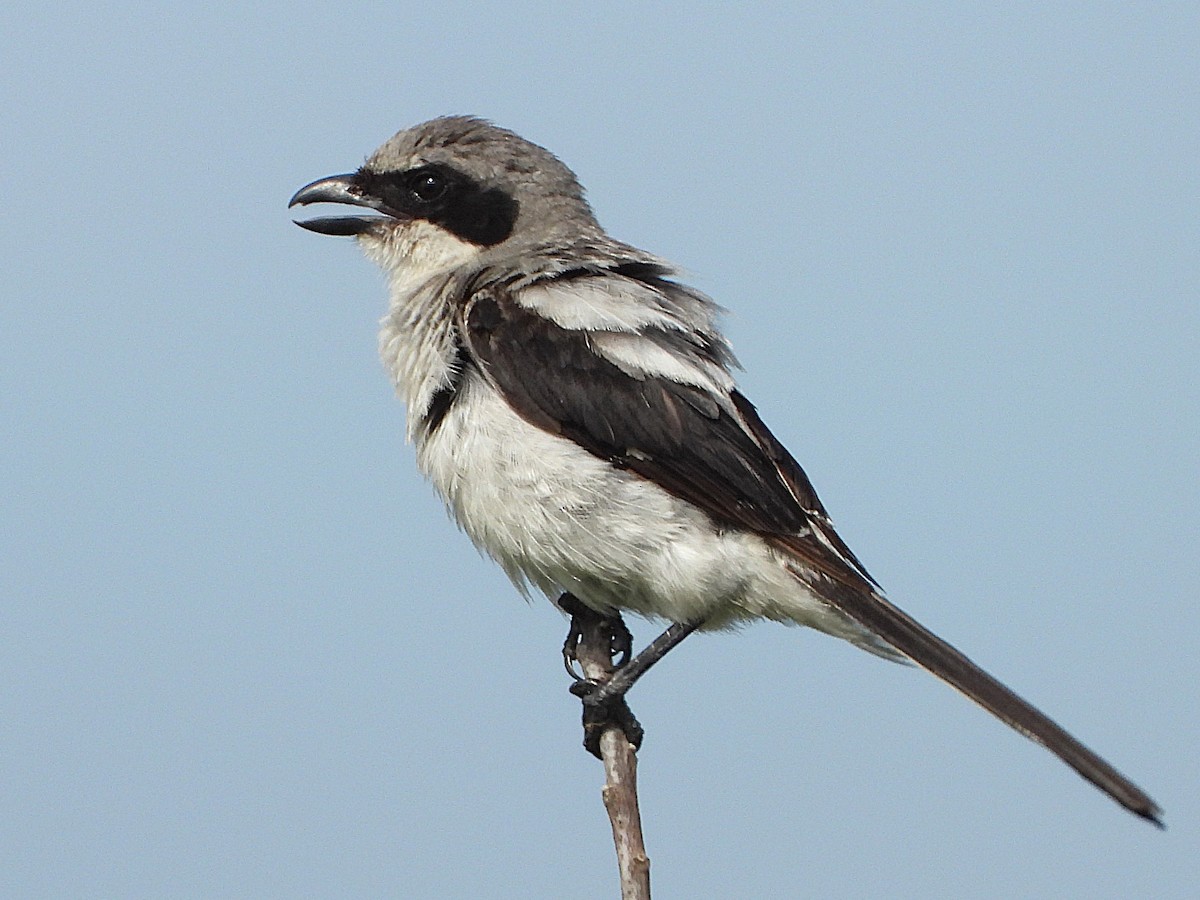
{"left": 562, "top": 617, "right": 586, "bottom": 681}
{"left": 571, "top": 679, "right": 645, "bottom": 758}
{"left": 609, "top": 615, "right": 633, "bottom": 669}
{"left": 559, "top": 593, "right": 630, "bottom": 681}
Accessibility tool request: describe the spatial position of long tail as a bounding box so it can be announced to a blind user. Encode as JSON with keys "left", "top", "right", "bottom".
{"left": 802, "top": 571, "right": 1162, "bottom": 826}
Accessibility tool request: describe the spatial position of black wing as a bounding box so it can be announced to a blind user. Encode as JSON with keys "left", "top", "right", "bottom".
{"left": 462, "top": 284, "right": 880, "bottom": 589}
{"left": 461, "top": 286, "right": 818, "bottom": 534}
{"left": 459, "top": 277, "right": 1161, "bottom": 825}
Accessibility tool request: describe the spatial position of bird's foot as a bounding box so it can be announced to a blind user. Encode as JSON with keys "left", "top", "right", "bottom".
{"left": 557, "top": 593, "right": 702, "bottom": 757}
{"left": 557, "top": 593, "right": 642, "bottom": 756}
{"left": 559, "top": 594, "right": 632, "bottom": 681}
{"left": 570, "top": 678, "right": 644, "bottom": 758}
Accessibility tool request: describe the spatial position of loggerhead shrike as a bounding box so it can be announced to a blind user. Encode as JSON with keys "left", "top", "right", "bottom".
{"left": 290, "top": 116, "right": 1160, "bottom": 825}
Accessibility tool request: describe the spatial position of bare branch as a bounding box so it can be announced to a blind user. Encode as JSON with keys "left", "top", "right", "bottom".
{"left": 598, "top": 730, "right": 651, "bottom": 900}
{"left": 570, "top": 607, "right": 652, "bottom": 900}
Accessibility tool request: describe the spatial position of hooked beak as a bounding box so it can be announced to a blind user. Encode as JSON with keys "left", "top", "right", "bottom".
{"left": 288, "top": 174, "right": 400, "bottom": 236}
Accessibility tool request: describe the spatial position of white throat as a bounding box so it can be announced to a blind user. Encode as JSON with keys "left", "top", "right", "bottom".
{"left": 366, "top": 221, "right": 482, "bottom": 441}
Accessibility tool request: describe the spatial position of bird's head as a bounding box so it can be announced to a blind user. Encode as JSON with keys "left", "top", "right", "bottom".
{"left": 289, "top": 116, "right": 603, "bottom": 276}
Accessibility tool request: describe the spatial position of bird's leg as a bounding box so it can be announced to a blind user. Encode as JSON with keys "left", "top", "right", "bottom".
{"left": 585, "top": 620, "right": 699, "bottom": 706}
{"left": 557, "top": 592, "right": 700, "bottom": 758}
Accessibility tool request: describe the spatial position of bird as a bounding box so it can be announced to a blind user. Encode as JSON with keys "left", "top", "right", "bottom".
{"left": 289, "top": 115, "right": 1161, "bottom": 825}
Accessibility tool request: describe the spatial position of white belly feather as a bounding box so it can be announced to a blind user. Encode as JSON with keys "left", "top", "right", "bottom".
{"left": 414, "top": 371, "right": 877, "bottom": 644}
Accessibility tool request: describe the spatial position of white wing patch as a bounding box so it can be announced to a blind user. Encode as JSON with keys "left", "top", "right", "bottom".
{"left": 588, "top": 330, "right": 734, "bottom": 395}
{"left": 516, "top": 277, "right": 691, "bottom": 333}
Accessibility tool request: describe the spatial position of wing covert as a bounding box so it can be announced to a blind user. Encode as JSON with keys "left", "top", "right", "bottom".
{"left": 460, "top": 278, "right": 825, "bottom": 542}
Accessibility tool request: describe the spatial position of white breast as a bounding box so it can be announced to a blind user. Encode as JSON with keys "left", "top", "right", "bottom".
{"left": 413, "top": 372, "right": 717, "bottom": 615}
{"left": 411, "top": 372, "right": 869, "bottom": 642}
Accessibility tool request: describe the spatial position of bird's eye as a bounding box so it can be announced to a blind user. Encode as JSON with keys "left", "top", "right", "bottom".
{"left": 409, "top": 171, "right": 448, "bottom": 203}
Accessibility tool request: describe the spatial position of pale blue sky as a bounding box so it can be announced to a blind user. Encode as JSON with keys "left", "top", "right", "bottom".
{"left": 3, "top": 3, "right": 1197, "bottom": 898}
